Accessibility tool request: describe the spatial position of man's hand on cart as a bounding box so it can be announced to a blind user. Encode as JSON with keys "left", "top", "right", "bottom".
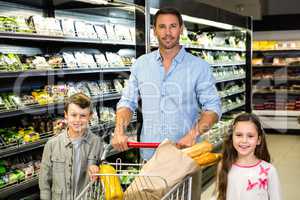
{"left": 88, "top": 164, "right": 99, "bottom": 181}
{"left": 176, "top": 129, "right": 198, "bottom": 149}
{"left": 112, "top": 129, "right": 129, "bottom": 152}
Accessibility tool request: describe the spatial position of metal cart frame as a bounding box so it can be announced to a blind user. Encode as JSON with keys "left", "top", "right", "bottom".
{"left": 76, "top": 142, "right": 194, "bottom": 200}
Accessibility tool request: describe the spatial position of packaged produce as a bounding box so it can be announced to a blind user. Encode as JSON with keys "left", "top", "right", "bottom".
{"left": 63, "top": 52, "right": 77, "bottom": 68}
{"left": 99, "top": 80, "right": 114, "bottom": 93}
{"left": 23, "top": 132, "right": 40, "bottom": 143}
{"left": 46, "top": 18, "right": 63, "bottom": 36}
{"left": 75, "top": 21, "right": 88, "bottom": 38}
{"left": 75, "top": 82, "right": 91, "bottom": 97}
{"left": 74, "top": 52, "right": 97, "bottom": 68}
{"left": 129, "top": 27, "right": 135, "bottom": 42}
{"left": 32, "top": 90, "right": 53, "bottom": 105}
{"left": 85, "top": 23, "right": 98, "bottom": 39}
{"left": 114, "top": 25, "right": 131, "bottom": 41}
{"left": 29, "top": 16, "right": 48, "bottom": 35}
{"left": 105, "top": 24, "right": 117, "bottom": 41}
{"left": 94, "top": 24, "right": 108, "bottom": 40}
{"left": 61, "top": 18, "right": 76, "bottom": 37}
{"left": 105, "top": 52, "right": 124, "bottom": 67}
{"left": 0, "top": 16, "right": 18, "bottom": 32}
{"left": 31, "top": 56, "right": 51, "bottom": 70}
{"left": 94, "top": 53, "right": 109, "bottom": 68}
{"left": 0, "top": 128, "right": 21, "bottom": 144}
{"left": 47, "top": 55, "right": 63, "bottom": 68}
{"left": 86, "top": 82, "right": 101, "bottom": 96}
{"left": 0, "top": 53, "right": 24, "bottom": 71}
{"left": 20, "top": 94, "right": 37, "bottom": 107}
{"left": 45, "top": 85, "right": 67, "bottom": 102}
{"left": 100, "top": 107, "right": 115, "bottom": 122}
{"left": 99, "top": 164, "right": 123, "bottom": 200}
{"left": 120, "top": 55, "right": 133, "bottom": 66}
{"left": 14, "top": 16, "right": 34, "bottom": 33}
{"left": 9, "top": 95, "right": 23, "bottom": 108}
{"left": 90, "top": 107, "right": 99, "bottom": 127}
{"left": 21, "top": 163, "right": 35, "bottom": 178}
{"left": 113, "top": 79, "right": 124, "bottom": 93}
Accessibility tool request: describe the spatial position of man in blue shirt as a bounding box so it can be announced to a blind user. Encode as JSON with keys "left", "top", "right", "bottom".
{"left": 112, "top": 8, "right": 221, "bottom": 160}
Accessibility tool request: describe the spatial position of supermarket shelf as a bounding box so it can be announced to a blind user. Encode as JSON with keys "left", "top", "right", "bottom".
{"left": 151, "top": 43, "right": 246, "bottom": 51}
{"left": 252, "top": 64, "right": 300, "bottom": 68}
{"left": 252, "top": 77, "right": 300, "bottom": 81}
{"left": 222, "top": 102, "right": 245, "bottom": 114}
{"left": 0, "top": 68, "right": 131, "bottom": 78}
{"left": 0, "top": 136, "right": 51, "bottom": 159}
{"left": 0, "top": 175, "right": 38, "bottom": 199}
{"left": 185, "top": 45, "right": 246, "bottom": 52}
{"left": 253, "top": 89, "right": 300, "bottom": 95}
{"left": 210, "top": 62, "right": 246, "bottom": 67}
{"left": 0, "top": 93, "right": 121, "bottom": 119}
{"left": 254, "top": 49, "right": 300, "bottom": 52}
{"left": 253, "top": 110, "right": 300, "bottom": 117}
{"left": 0, "top": 32, "right": 135, "bottom": 46}
{"left": 216, "top": 75, "right": 246, "bottom": 83}
{"left": 0, "top": 118, "right": 137, "bottom": 160}
{"left": 219, "top": 89, "right": 245, "bottom": 98}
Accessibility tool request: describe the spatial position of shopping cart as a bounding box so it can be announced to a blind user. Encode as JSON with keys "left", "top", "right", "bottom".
{"left": 75, "top": 142, "right": 193, "bottom": 200}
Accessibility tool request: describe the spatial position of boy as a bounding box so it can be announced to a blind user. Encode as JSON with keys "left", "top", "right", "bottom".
{"left": 39, "top": 93, "right": 103, "bottom": 200}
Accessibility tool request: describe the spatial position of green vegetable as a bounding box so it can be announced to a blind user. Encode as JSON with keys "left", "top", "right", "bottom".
{"left": 0, "top": 165, "right": 6, "bottom": 176}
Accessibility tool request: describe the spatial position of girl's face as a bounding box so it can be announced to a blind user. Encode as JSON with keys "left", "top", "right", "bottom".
{"left": 232, "top": 121, "right": 261, "bottom": 159}
{"left": 64, "top": 103, "right": 91, "bottom": 136}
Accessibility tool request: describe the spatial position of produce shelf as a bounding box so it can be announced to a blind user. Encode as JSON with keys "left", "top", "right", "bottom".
{"left": 0, "top": 93, "right": 122, "bottom": 119}
{"left": 222, "top": 102, "right": 245, "bottom": 114}
{"left": 253, "top": 110, "right": 300, "bottom": 117}
{"left": 0, "top": 68, "right": 131, "bottom": 78}
{"left": 216, "top": 75, "right": 246, "bottom": 83}
{"left": 151, "top": 43, "right": 246, "bottom": 52}
{"left": 0, "top": 132, "right": 53, "bottom": 159}
{"left": 0, "top": 32, "right": 135, "bottom": 46}
{"left": 219, "top": 89, "right": 245, "bottom": 98}
{"left": 210, "top": 62, "right": 246, "bottom": 67}
{"left": 0, "top": 174, "right": 39, "bottom": 199}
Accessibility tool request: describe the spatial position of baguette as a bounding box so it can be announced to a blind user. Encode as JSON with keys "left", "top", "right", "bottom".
{"left": 182, "top": 140, "right": 213, "bottom": 159}
{"left": 193, "top": 152, "right": 222, "bottom": 166}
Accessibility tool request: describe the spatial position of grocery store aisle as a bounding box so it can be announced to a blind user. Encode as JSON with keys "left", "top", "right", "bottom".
{"left": 200, "top": 134, "right": 300, "bottom": 200}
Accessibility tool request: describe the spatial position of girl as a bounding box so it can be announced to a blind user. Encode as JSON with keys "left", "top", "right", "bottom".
{"left": 216, "top": 113, "right": 282, "bottom": 200}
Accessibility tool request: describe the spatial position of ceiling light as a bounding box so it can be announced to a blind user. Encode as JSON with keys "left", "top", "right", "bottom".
{"left": 150, "top": 7, "right": 236, "bottom": 30}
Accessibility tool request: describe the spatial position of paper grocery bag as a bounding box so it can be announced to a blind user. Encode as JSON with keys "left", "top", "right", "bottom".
{"left": 124, "top": 139, "right": 200, "bottom": 200}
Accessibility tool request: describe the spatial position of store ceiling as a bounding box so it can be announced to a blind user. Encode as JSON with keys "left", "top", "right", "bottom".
{"left": 196, "top": 0, "right": 300, "bottom": 20}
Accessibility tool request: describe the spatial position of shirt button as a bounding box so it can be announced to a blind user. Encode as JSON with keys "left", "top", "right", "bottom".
{"left": 69, "top": 164, "right": 72, "bottom": 167}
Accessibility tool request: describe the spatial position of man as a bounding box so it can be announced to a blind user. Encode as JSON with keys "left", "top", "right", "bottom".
{"left": 112, "top": 7, "right": 221, "bottom": 199}
{"left": 112, "top": 7, "right": 221, "bottom": 158}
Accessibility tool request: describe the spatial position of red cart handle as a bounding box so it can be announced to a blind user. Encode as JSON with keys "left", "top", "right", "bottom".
{"left": 127, "top": 142, "right": 160, "bottom": 148}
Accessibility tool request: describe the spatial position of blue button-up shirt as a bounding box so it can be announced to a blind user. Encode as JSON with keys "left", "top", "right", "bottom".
{"left": 117, "top": 47, "right": 221, "bottom": 160}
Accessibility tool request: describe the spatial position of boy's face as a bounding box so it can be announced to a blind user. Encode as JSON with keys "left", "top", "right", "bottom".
{"left": 64, "top": 103, "right": 91, "bottom": 136}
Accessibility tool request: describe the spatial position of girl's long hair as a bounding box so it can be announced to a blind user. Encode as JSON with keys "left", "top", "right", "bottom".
{"left": 217, "top": 113, "right": 270, "bottom": 200}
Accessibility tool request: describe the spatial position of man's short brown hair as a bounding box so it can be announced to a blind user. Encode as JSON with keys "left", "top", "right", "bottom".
{"left": 153, "top": 7, "right": 183, "bottom": 27}
{"left": 64, "top": 93, "right": 93, "bottom": 113}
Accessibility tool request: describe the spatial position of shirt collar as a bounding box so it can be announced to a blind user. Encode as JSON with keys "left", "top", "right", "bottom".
{"left": 155, "top": 46, "right": 186, "bottom": 64}
{"left": 62, "top": 129, "right": 92, "bottom": 147}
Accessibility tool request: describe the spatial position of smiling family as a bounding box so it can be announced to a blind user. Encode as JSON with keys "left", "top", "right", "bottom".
{"left": 38, "top": 7, "right": 281, "bottom": 200}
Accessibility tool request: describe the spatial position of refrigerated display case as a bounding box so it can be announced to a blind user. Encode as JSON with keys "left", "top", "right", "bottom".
{"left": 0, "top": 0, "right": 144, "bottom": 198}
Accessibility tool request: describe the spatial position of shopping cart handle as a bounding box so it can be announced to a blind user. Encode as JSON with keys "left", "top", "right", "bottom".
{"left": 127, "top": 142, "right": 160, "bottom": 148}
